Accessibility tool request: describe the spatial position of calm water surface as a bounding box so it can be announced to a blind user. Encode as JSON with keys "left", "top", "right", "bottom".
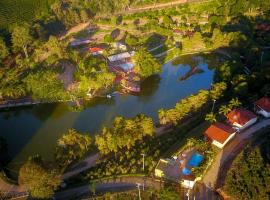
{"left": 0, "top": 54, "right": 220, "bottom": 171}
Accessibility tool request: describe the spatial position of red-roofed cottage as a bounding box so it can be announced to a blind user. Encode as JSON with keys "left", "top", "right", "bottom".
{"left": 227, "top": 108, "right": 257, "bottom": 129}
{"left": 89, "top": 47, "right": 103, "bottom": 55}
{"left": 204, "top": 122, "right": 237, "bottom": 149}
{"left": 254, "top": 97, "right": 270, "bottom": 118}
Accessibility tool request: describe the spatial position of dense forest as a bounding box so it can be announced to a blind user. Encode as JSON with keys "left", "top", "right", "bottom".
{"left": 224, "top": 129, "right": 270, "bottom": 200}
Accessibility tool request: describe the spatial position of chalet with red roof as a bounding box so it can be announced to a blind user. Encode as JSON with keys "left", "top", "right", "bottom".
{"left": 204, "top": 122, "right": 237, "bottom": 149}
{"left": 89, "top": 47, "right": 103, "bottom": 55}
{"left": 254, "top": 97, "right": 270, "bottom": 118}
{"left": 227, "top": 108, "right": 257, "bottom": 129}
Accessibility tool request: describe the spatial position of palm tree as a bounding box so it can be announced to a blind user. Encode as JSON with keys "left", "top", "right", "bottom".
{"left": 158, "top": 108, "right": 169, "bottom": 125}
{"left": 229, "top": 98, "right": 242, "bottom": 109}
{"left": 205, "top": 112, "right": 217, "bottom": 123}
{"left": 219, "top": 105, "right": 232, "bottom": 117}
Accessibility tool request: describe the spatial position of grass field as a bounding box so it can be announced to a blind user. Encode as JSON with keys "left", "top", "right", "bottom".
{"left": 0, "top": 0, "right": 55, "bottom": 29}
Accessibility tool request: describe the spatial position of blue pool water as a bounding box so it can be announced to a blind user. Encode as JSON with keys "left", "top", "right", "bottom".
{"left": 188, "top": 153, "right": 204, "bottom": 167}
{"left": 182, "top": 167, "right": 191, "bottom": 175}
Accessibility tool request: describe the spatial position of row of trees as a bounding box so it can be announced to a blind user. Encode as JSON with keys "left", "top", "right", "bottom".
{"left": 158, "top": 82, "right": 227, "bottom": 125}
{"left": 95, "top": 114, "right": 155, "bottom": 154}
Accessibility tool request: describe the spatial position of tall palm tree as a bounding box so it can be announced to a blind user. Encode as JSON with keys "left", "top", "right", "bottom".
{"left": 229, "top": 98, "right": 242, "bottom": 109}
{"left": 219, "top": 105, "right": 232, "bottom": 117}
{"left": 158, "top": 108, "right": 169, "bottom": 125}
{"left": 205, "top": 112, "right": 217, "bottom": 123}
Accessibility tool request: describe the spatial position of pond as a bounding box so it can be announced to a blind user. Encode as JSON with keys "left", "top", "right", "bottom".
{"left": 0, "top": 53, "right": 221, "bottom": 173}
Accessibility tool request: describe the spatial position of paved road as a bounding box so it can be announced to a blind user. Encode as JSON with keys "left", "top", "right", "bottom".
{"left": 62, "top": 153, "right": 100, "bottom": 180}
{"left": 203, "top": 118, "right": 270, "bottom": 189}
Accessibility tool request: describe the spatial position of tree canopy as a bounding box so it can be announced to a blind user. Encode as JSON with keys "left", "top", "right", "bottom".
{"left": 133, "top": 48, "right": 161, "bottom": 78}
{"left": 19, "top": 156, "right": 61, "bottom": 199}
{"left": 23, "top": 68, "right": 68, "bottom": 101}
{"left": 55, "top": 129, "right": 91, "bottom": 168}
{"left": 95, "top": 114, "right": 155, "bottom": 154}
{"left": 224, "top": 140, "right": 270, "bottom": 200}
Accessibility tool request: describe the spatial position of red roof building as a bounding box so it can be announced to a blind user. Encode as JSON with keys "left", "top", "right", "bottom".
{"left": 227, "top": 108, "right": 257, "bottom": 129}
{"left": 254, "top": 97, "right": 270, "bottom": 118}
{"left": 204, "top": 122, "right": 236, "bottom": 148}
{"left": 89, "top": 47, "right": 103, "bottom": 55}
{"left": 256, "top": 24, "right": 270, "bottom": 32}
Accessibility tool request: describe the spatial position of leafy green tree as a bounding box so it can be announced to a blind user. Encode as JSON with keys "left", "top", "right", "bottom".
{"left": 224, "top": 145, "right": 270, "bottom": 200}
{"left": 55, "top": 129, "right": 91, "bottom": 168}
{"left": 23, "top": 68, "right": 68, "bottom": 101}
{"left": 0, "top": 37, "right": 9, "bottom": 60}
{"left": 228, "top": 98, "right": 242, "bottom": 109}
{"left": 35, "top": 36, "right": 67, "bottom": 63}
{"left": 219, "top": 105, "right": 232, "bottom": 116}
{"left": 95, "top": 114, "right": 155, "bottom": 154}
{"left": 133, "top": 48, "right": 161, "bottom": 78}
{"left": 125, "top": 34, "right": 139, "bottom": 47}
{"left": 104, "top": 34, "right": 113, "bottom": 43}
{"left": 205, "top": 112, "right": 217, "bottom": 123}
{"left": 162, "top": 15, "right": 173, "bottom": 27}
{"left": 19, "top": 156, "right": 61, "bottom": 199}
{"left": 158, "top": 187, "right": 180, "bottom": 200}
{"left": 11, "top": 24, "right": 32, "bottom": 58}
{"left": 158, "top": 108, "right": 170, "bottom": 125}
{"left": 209, "top": 82, "right": 227, "bottom": 100}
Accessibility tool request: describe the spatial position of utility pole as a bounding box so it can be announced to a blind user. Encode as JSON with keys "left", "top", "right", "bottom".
{"left": 141, "top": 153, "right": 145, "bottom": 172}
{"left": 211, "top": 99, "right": 216, "bottom": 112}
{"left": 136, "top": 183, "right": 141, "bottom": 200}
{"left": 261, "top": 51, "right": 264, "bottom": 64}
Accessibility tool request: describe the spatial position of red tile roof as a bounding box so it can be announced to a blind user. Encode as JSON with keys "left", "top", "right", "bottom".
{"left": 89, "top": 47, "right": 103, "bottom": 52}
{"left": 227, "top": 109, "right": 257, "bottom": 126}
{"left": 255, "top": 97, "right": 270, "bottom": 112}
{"left": 256, "top": 24, "right": 270, "bottom": 31}
{"left": 204, "top": 122, "right": 235, "bottom": 144}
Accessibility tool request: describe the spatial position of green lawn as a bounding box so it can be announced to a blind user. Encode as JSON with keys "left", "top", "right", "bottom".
{"left": 163, "top": 121, "right": 210, "bottom": 157}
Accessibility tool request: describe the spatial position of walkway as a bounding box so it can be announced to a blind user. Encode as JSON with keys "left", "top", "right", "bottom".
{"left": 56, "top": 176, "right": 163, "bottom": 200}
{"left": 62, "top": 153, "right": 100, "bottom": 180}
{"left": 203, "top": 118, "right": 270, "bottom": 189}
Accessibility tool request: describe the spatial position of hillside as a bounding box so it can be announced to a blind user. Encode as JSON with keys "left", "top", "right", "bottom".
{"left": 0, "top": 0, "right": 55, "bottom": 29}
{"left": 223, "top": 129, "right": 270, "bottom": 200}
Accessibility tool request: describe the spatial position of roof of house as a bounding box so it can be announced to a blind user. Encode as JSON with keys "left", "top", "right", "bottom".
{"left": 204, "top": 122, "right": 236, "bottom": 144}
{"left": 227, "top": 108, "right": 257, "bottom": 126}
{"left": 89, "top": 47, "right": 103, "bottom": 52}
{"left": 108, "top": 52, "right": 131, "bottom": 62}
{"left": 155, "top": 159, "right": 168, "bottom": 172}
{"left": 255, "top": 97, "right": 270, "bottom": 112}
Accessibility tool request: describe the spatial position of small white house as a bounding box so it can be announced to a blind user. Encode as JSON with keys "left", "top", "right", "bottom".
{"left": 227, "top": 108, "right": 257, "bottom": 130}
{"left": 108, "top": 52, "right": 131, "bottom": 62}
{"left": 113, "top": 42, "right": 127, "bottom": 51}
{"left": 182, "top": 176, "right": 196, "bottom": 189}
{"left": 204, "top": 122, "right": 237, "bottom": 149}
{"left": 254, "top": 97, "right": 270, "bottom": 118}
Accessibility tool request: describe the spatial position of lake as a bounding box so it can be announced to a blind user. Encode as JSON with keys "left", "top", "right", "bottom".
{"left": 0, "top": 53, "right": 220, "bottom": 173}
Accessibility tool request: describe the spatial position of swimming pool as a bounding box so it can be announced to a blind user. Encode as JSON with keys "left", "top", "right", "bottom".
{"left": 188, "top": 153, "right": 203, "bottom": 167}
{"left": 182, "top": 167, "right": 191, "bottom": 175}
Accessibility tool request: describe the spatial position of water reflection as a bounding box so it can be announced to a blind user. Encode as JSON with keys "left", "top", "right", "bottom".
{"left": 0, "top": 53, "right": 222, "bottom": 169}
